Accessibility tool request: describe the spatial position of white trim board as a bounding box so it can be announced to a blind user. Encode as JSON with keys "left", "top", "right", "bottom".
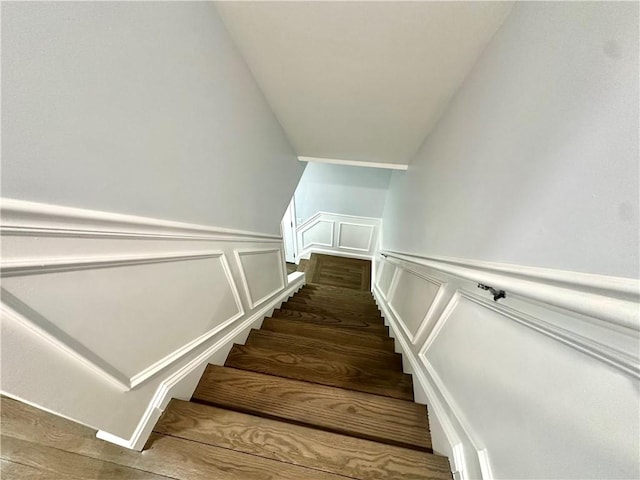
{"left": 381, "top": 251, "right": 639, "bottom": 332}
{"left": 97, "top": 272, "right": 306, "bottom": 450}
{"left": 298, "top": 155, "right": 408, "bottom": 171}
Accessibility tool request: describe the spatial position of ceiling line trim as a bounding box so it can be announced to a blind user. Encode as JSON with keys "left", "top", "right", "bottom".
{"left": 298, "top": 156, "right": 408, "bottom": 171}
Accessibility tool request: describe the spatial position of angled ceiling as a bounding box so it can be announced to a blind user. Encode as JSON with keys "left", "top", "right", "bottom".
{"left": 216, "top": 2, "right": 513, "bottom": 168}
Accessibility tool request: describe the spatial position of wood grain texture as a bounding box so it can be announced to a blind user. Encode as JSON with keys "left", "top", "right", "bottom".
{"left": 192, "top": 365, "right": 432, "bottom": 451}
{"left": 1, "top": 436, "right": 171, "bottom": 479}
{"left": 1, "top": 459, "right": 83, "bottom": 480}
{"left": 271, "top": 308, "right": 388, "bottom": 333}
{"left": 287, "top": 295, "right": 382, "bottom": 314}
{"left": 305, "top": 254, "right": 372, "bottom": 291}
{"left": 304, "top": 284, "right": 375, "bottom": 298}
{"left": 295, "top": 291, "right": 378, "bottom": 305}
{"left": 280, "top": 301, "right": 383, "bottom": 322}
{"left": 245, "top": 329, "right": 403, "bottom": 371}
{"left": 155, "top": 400, "right": 451, "bottom": 480}
{"left": 262, "top": 317, "right": 395, "bottom": 351}
{"left": 225, "top": 344, "right": 413, "bottom": 400}
{"left": 0, "top": 397, "right": 345, "bottom": 480}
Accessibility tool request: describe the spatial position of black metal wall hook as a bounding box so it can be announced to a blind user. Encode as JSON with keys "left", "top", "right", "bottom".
{"left": 478, "top": 283, "right": 506, "bottom": 301}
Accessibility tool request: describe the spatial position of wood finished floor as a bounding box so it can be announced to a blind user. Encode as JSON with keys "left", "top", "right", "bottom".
{"left": 1, "top": 254, "right": 452, "bottom": 480}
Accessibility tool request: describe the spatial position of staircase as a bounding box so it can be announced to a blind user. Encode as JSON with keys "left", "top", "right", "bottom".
{"left": 154, "top": 254, "right": 453, "bottom": 479}
{"left": 0, "top": 254, "right": 453, "bottom": 479}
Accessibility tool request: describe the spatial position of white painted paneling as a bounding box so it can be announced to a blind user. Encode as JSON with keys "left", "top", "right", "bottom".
{"left": 337, "top": 223, "right": 374, "bottom": 252}
{"left": 0, "top": 199, "right": 305, "bottom": 450}
{"left": 300, "top": 220, "right": 334, "bottom": 249}
{"left": 235, "top": 248, "right": 286, "bottom": 308}
{"left": 388, "top": 269, "right": 444, "bottom": 343}
{"left": 377, "top": 261, "right": 396, "bottom": 298}
{"left": 425, "top": 291, "right": 639, "bottom": 480}
{"left": 297, "top": 212, "right": 381, "bottom": 261}
{"left": 373, "top": 251, "right": 640, "bottom": 480}
{"left": 2, "top": 254, "right": 242, "bottom": 384}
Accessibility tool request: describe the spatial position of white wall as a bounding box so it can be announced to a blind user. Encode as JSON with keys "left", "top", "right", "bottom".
{"left": 1, "top": 2, "right": 304, "bottom": 235}
{"left": 294, "top": 162, "right": 391, "bottom": 224}
{"left": 377, "top": 3, "right": 640, "bottom": 479}
{"left": 382, "top": 1, "right": 639, "bottom": 279}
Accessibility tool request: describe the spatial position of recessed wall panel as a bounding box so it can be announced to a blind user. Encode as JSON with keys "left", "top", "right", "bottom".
{"left": 389, "top": 269, "right": 440, "bottom": 339}
{"left": 1, "top": 256, "right": 240, "bottom": 379}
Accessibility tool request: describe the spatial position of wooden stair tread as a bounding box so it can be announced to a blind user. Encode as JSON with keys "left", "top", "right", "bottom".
{"left": 262, "top": 317, "right": 395, "bottom": 351}
{"left": 271, "top": 308, "right": 388, "bottom": 333}
{"left": 288, "top": 295, "right": 381, "bottom": 314}
{"left": 0, "top": 436, "right": 168, "bottom": 479}
{"left": 245, "top": 329, "right": 403, "bottom": 372}
{"left": 281, "top": 300, "right": 383, "bottom": 322}
{"left": 1, "top": 459, "right": 83, "bottom": 480}
{"left": 304, "top": 283, "right": 374, "bottom": 298}
{"left": 0, "top": 397, "right": 345, "bottom": 480}
{"left": 192, "top": 365, "right": 432, "bottom": 451}
{"left": 295, "top": 290, "right": 378, "bottom": 305}
{"left": 225, "top": 344, "right": 413, "bottom": 400}
{"left": 155, "top": 400, "right": 451, "bottom": 480}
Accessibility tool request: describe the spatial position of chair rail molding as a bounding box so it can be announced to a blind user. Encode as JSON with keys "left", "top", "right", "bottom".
{"left": 0, "top": 197, "right": 304, "bottom": 449}
{"left": 295, "top": 212, "right": 381, "bottom": 260}
{"left": 373, "top": 250, "right": 640, "bottom": 480}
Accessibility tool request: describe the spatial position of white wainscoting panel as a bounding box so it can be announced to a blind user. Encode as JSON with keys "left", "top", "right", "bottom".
{"left": 235, "top": 248, "right": 286, "bottom": 308}
{"left": 337, "top": 222, "right": 374, "bottom": 252}
{"left": 387, "top": 268, "right": 446, "bottom": 344}
{"left": 296, "top": 212, "right": 381, "bottom": 260}
{"left": 373, "top": 250, "right": 640, "bottom": 480}
{"left": 2, "top": 253, "right": 243, "bottom": 388}
{"left": 377, "top": 261, "right": 396, "bottom": 299}
{"left": 300, "top": 219, "right": 334, "bottom": 249}
{"left": 0, "top": 198, "right": 303, "bottom": 450}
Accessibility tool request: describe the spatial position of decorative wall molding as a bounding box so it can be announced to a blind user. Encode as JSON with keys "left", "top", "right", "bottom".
{"left": 1, "top": 249, "right": 246, "bottom": 390}
{"left": 97, "top": 272, "right": 306, "bottom": 450}
{"left": 423, "top": 289, "right": 640, "bottom": 379}
{"left": 336, "top": 222, "right": 375, "bottom": 252}
{"left": 373, "top": 285, "right": 473, "bottom": 480}
{"left": 383, "top": 250, "right": 639, "bottom": 331}
{"left": 374, "top": 250, "right": 640, "bottom": 479}
{"left": 0, "top": 198, "right": 300, "bottom": 450}
{"left": 1, "top": 251, "right": 224, "bottom": 277}
{"left": 234, "top": 248, "right": 286, "bottom": 309}
{"left": 386, "top": 267, "right": 448, "bottom": 345}
{"left": 296, "top": 212, "right": 381, "bottom": 260}
{"left": 299, "top": 219, "right": 334, "bottom": 249}
{"left": 0, "top": 198, "right": 282, "bottom": 242}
